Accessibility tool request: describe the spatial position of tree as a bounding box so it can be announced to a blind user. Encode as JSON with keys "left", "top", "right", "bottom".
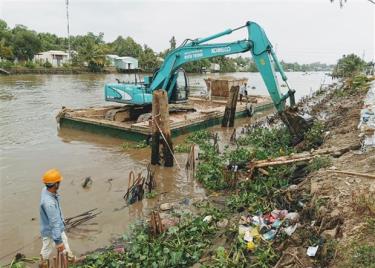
{"left": 110, "top": 36, "right": 143, "bottom": 58}
{"left": 76, "top": 35, "right": 108, "bottom": 72}
{"left": 0, "top": 41, "right": 13, "bottom": 59}
{"left": 38, "top": 32, "right": 66, "bottom": 51}
{"left": 169, "top": 36, "right": 176, "bottom": 50}
{"left": 332, "top": 54, "right": 366, "bottom": 77}
{"left": 11, "top": 25, "right": 41, "bottom": 61}
{"left": 183, "top": 59, "right": 210, "bottom": 73}
{"left": 139, "top": 45, "right": 160, "bottom": 72}
{"left": 210, "top": 56, "right": 237, "bottom": 72}
{"left": 0, "top": 20, "right": 13, "bottom": 60}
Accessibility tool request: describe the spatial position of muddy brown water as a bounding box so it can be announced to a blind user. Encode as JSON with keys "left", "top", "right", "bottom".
{"left": 0, "top": 72, "right": 331, "bottom": 264}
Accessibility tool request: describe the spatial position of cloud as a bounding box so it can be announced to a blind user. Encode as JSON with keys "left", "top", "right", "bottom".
{"left": 1, "top": 0, "right": 374, "bottom": 63}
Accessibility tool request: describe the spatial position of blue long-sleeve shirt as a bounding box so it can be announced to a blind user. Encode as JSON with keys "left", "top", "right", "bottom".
{"left": 40, "top": 187, "right": 65, "bottom": 244}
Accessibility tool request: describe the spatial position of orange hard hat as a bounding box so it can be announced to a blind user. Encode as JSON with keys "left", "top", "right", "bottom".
{"left": 42, "top": 169, "right": 63, "bottom": 184}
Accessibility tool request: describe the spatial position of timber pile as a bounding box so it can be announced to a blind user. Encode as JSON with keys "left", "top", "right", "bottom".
{"left": 151, "top": 89, "right": 174, "bottom": 167}
{"left": 222, "top": 85, "right": 240, "bottom": 127}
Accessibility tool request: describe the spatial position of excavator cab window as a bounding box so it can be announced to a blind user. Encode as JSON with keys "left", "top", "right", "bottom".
{"left": 171, "top": 69, "right": 189, "bottom": 103}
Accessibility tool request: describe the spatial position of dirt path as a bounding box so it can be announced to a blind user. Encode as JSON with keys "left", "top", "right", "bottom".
{"left": 307, "top": 82, "right": 375, "bottom": 267}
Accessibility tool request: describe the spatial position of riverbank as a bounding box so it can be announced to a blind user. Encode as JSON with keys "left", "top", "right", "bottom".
{"left": 67, "top": 76, "right": 374, "bottom": 267}
{"left": 1, "top": 66, "right": 120, "bottom": 75}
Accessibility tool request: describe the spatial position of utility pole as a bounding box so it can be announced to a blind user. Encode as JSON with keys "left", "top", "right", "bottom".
{"left": 66, "top": 0, "right": 71, "bottom": 61}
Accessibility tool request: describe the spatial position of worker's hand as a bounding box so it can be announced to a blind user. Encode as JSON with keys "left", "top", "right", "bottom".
{"left": 56, "top": 243, "right": 65, "bottom": 252}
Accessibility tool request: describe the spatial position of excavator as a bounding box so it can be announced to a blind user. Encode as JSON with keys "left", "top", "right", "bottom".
{"left": 104, "top": 21, "right": 311, "bottom": 141}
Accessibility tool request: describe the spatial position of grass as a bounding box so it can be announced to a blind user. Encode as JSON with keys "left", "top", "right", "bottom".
{"left": 349, "top": 245, "right": 375, "bottom": 268}
{"left": 351, "top": 189, "right": 375, "bottom": 216}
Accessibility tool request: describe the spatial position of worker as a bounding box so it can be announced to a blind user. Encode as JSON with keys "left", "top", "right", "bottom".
{"left": 39, "top": 169, "right": 74, "bottom": 267}
{"left": 239, "top": 82, "right": 248, "bottom": 104}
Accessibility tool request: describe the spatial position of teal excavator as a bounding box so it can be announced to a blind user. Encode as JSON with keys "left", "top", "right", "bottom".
{"left": 104, "top": 21, "right": 311, "bottom": 141}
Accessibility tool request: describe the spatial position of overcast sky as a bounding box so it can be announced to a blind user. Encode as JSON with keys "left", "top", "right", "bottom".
{"left": 1, "top": 0, "right": 374, "bottom": 64}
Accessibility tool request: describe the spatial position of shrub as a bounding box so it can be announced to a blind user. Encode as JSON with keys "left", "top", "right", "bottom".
{"left": 43, "top": 61, "right": 52, "bottom": 68}
{"left": 0, "top": 60, "right": 14, "bottom": 68}
{"left": 24, "top": 60, "right": 36, "bottom": 69}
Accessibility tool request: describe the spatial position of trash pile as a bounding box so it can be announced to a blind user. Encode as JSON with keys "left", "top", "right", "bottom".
{"left": 358, "top": 83, "right": 375, "bottom": 148}
{"left": 238, "top": 209, "right": 300, "bottom": 251}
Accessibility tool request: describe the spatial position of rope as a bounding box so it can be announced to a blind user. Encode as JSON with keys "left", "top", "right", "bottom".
{"left": 152, "top": 116, "right": 182, "bottom": 170}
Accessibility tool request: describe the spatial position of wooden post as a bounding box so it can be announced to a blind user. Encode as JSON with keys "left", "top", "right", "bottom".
{"left": 159, "top": 90, "right": 174, "bottom": 167}
{"left": 151, "top": 90, "right": 161, "bottom": 165}
{"left": 151, "top": 89, "right": 173, "bottom": 167}
{"left": 222, "top": 85, "right": 239, "bottom": 127}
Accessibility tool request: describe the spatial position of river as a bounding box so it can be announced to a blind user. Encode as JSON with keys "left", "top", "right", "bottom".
{"left": 0, "top": 71, "right": 332, "bottom": 263}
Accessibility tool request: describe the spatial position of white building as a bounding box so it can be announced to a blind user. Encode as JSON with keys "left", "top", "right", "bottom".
{"left": 115, "top": 56, "right": 139, "bottom": 71}
{"left": 106, "top": 54, "right": 119, "bottom": 66}
{"left": 34, "top": 50, "right": 69, "bottom": 67}
{"left": 210, "top": 63, "right": 220, "bottom": 72}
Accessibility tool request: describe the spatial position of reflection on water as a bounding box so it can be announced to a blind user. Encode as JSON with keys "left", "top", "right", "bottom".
{"left": 0, "top": 72, "right": 331, "bottom": 263}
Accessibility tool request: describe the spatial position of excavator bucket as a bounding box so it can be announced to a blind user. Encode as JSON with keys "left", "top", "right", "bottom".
{"left": 279, "top": 107, "right": 313, "bottom": 144}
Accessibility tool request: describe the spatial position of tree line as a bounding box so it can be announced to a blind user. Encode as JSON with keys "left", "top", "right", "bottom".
{"left": 0, "top": 19, "right": 337, "bottom": 73}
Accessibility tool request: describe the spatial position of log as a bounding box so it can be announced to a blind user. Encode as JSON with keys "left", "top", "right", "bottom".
{"left": 222, "top": 85, "right": 239, "bottom": 127}
{"left": 327, "top": 170, "right": 375, "bottom": 179}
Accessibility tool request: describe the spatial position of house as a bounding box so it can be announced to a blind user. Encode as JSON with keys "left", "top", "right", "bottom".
{"left": 106, "top": 54, "right": 119, "bottom": 66}
{"left": 34, "top": 50, "right": 69, "bottom": 67}
{"left": 210, "top": 63, "right": 220, "bottom": 72}
{"left": 114, "top": 56, "right": 139, "bottom": 71}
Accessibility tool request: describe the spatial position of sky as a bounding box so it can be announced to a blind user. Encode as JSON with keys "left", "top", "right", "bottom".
{"left": 0, "top": 0, "right": 374, "bottom": 64}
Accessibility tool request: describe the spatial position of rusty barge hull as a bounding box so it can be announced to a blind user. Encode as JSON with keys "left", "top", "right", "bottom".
{"left": 58, "top": 96, "right": 274, "bottom": 141}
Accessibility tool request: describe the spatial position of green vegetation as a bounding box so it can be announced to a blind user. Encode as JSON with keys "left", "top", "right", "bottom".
{"left": 281, "top": 61, "right": 334, "bottom": 72}
{"left": 121, "top": 141, "right": 149, "bottom": 150}
{"left": 237, "top": 127, "right": 294, "bottom": 159}
{"left": 307, "top": 156, "right": 332, "bottom": 172}
{"left": 332, "top": 54, "right": 366, "bottom": 78}
{"left": 303, "top": 121, "right": 325, "bottom": 150}
{"left": 0, "top": 19, "right": 339, "bottom": 74}
{"left": 78, "top": 123, "right": 337, "bottom": 267}
{"left": 77, "top": 210, "right": 223, "bottom": 268}
{"left": 349, "top": 245, "right": 375, "bottom": 268}
{"left": 145, "top": 190, "right": 158, "bottom": 199}
{"left": 174, "top": 143, "right": 191, "bottom": 153}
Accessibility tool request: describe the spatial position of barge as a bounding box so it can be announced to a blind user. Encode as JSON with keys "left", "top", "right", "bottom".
{"left": 57, "top": 95, "right": 273, "bottom": 142}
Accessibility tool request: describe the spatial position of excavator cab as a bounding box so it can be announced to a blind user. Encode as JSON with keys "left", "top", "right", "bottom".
{"left": 170, "top": 69, "right": 189, "bottom": 103}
